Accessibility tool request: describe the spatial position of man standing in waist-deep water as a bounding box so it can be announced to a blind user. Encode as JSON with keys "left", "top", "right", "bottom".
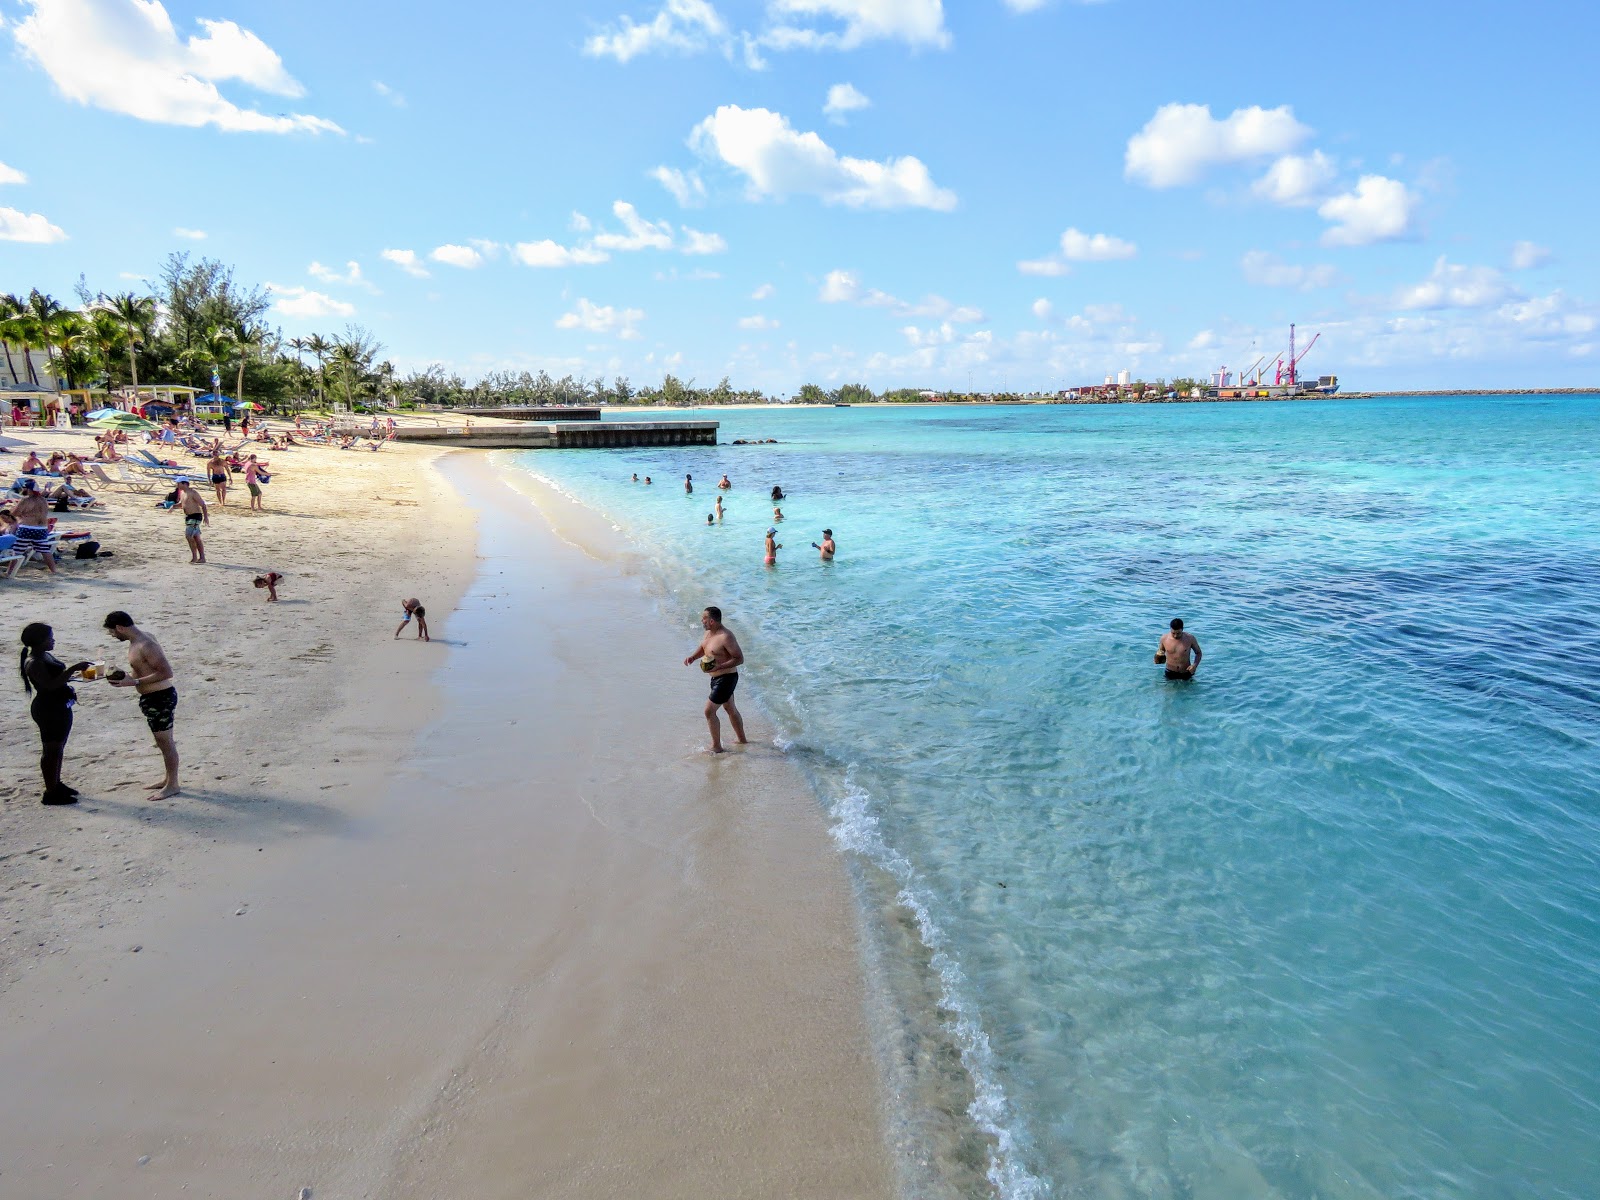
{"left": 1156, "top": 618, "right": 1202, "bottom": 681}
{"left": 683, "top": 606, "right": 748, "bottom": 753}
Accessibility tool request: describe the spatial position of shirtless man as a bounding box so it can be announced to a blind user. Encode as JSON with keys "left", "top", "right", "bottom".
{"left": 10, "top": 482, "right": 56, "bottom": 574}
{"left": 1156, "top": 618, "right": 1202, "bottom": 681}
{"left": 682, "top": 606, "right": 747, "bottom": 753}
{"left": 813, "top": 528, "right": 836, "bottom": 561}
{"left": 684, "top": 473, "right": 693, "bottom": 494}
{"left": 717, "top": 474, "right": 732, "bottom": 490}
{"left": 105, "top": 611, "right": 181, "bottom": 798}
{"left": 176, "top": 480, "right": 209, "bottom": 563}
{"left": 395, "top": 597, "right": 429, "bottom": 641}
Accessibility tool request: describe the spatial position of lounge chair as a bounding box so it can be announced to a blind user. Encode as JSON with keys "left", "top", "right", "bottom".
{"left": 85, "top": 463, "right": 159, "bottom": 494}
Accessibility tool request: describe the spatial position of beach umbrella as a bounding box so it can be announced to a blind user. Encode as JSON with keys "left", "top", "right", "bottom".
{"left": 85, "top": 407, "right": 123, "bottom": 420}
{"left": 234, "top": 401, "right": 263, "bottom": 411}
{"left": 90, "top": 412, "right": 158, "bottom": 431}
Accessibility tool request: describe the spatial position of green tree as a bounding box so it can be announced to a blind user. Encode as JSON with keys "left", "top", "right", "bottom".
{"left": 796, "top": 383, "right": 827, "bottom": 404}
{"left": 0, "top": 293, "right": 25, "bottom": 384}
{"left": 101, "top": 292, "right": 157, "bottom": 398}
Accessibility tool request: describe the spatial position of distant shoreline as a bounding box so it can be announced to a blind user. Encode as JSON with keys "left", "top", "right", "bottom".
{"left": 597, "top": 388, "right": 1599, "bottom": 414}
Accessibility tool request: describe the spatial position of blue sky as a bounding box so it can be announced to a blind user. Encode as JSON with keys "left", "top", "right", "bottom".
{"left": 2, "top": 0, "right": 1597, "bottom": 392}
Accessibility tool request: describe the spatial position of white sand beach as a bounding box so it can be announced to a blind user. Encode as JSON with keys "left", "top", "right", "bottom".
{"left": 0, "top": 428, "right": 893, "bottom": 1197}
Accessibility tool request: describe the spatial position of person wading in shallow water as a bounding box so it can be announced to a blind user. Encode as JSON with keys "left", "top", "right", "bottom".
{"left": 1155, "top": 617, "right": 1202, "bottom": 681}
{"left": 683, "top": 606, "right": 747, "bottom": 754}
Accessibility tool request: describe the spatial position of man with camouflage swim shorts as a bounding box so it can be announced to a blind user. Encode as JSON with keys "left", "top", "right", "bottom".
{"left": 105, "top": 611, "right": 182, "bottom": 799}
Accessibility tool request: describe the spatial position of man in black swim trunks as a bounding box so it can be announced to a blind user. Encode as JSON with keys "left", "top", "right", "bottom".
{"left": 105, "top": 611, "right": 182, "bottom": 799}
{"left": 682, "top": 605, "right": 747, "bottom": 753}
{"left": 1156, "top": 618, "right": 1202, "bottom": 681}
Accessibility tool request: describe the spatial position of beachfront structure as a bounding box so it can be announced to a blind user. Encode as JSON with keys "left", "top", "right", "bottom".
{"left": 114, "top": 384, "right": 203, "bottom": 415}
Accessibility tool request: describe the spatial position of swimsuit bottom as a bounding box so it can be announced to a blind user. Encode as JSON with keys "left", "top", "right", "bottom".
{"left": 14, "top": 525, "right": 51, "bottom": 545}
{"left": 138, "top": 687, "right": 178, "bottom": 733}
{"left": 210, "top": 473, "right": 227, "bottom": 484}
{"left": 708, "top": 672, "right": 739, "bottom": 705}
{"left": 184, "top": 515, "right": 203, "bottom": 534}
{"left": 30, "top": 692, "right": 75, "bottom": 743}
{"left": 1164, "top": 668, "right": 1194, "bottom": 682}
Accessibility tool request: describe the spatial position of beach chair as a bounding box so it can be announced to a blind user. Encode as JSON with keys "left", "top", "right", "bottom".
{"left": 85, "top": 463, "right": 159, "bottom": 495}
{"left": 0, "top": 548, "right": 23, "bottom": 579}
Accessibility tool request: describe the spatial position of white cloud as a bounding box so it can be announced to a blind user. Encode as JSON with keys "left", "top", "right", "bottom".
{"left": 1017, "top": 257, "right": 1069, "bottom": 277}
{"left": 556, "top": 298, "right": 644, "bottom": 340}
{"left": 690, "top": 104, "right": 956, "bottom": 210}
{"left": 266, "top": 284, "right": 355, "bottom": 318}
{"left": 14, "top": 0, "right": 342, "bottom": 135}
{"left": 1394, "top": 257, "right": 1513, "bottom": 310}
{"left": 824, "top": 82, "right": 870, "bottom": 123}
{"left": 1240, "top": 250, "right": 1341, "bottom": 291}
{"left": 430, "top": 243, "right": 486, "bottom": 269}
{"left": 819, "top": 268, "right": 983, "bottom": 322}
{"left": 751, "top": 282, "right": 776, "bottom": 300}
{"left": 1060, "top": 227, "right": 1135, "bottom": 261}
{"left": 1188, "top": 329, "right": 1217, "bottom": 351}
{"left": 1509, "top": 240, "right": 1551, "bottom": 270}
{"left": 1318, "top": 175, "right": 1417, "bottom": 246}
{"left": 584, "top": 0, "right": 727, "bottom": 61}
{"left": 372, "top": 80, "right": 405, "bottom": 107}
{"left": 1031, "top": 298, "right": 1052, "bottom": 320}
{"left": 738, "top": 314, "right": 780, "bottom": 330}
{"left": 761, "top": 0, "right": 950, "bottom": 51}
{"left": 570, "top": 211, "right": 592, "bottom": 232}
{"left": 1499, "top": 291, "right": 1596, "bottom": 337}
{"left": 1252, "top": 150, "right": 1336, "bottom": 207}
{"left": 173, "top": 226, "right": 207, "bottom": 240}
{"left": 591, "top": 200, "right": 674, "bottom": 251}
{"left": 0, "top": 161, "right": 27, "bottom": 185}
{"left": 1017, "top": 227, "right": 1135, "bottom": 276}
{"left": 650, "top": 165, "right": 707, "bottom": 207}
{"left": 1125, "top": 103, "right": 1310, "bottom": 188}
{"left": 309, "top": 260, "right": 359, "bottom": 285}
{"left": 1002, "top": 0, "right": 1049, "bottom": 9}
{"left": 512, "top": 239, "right": 610, "bottom": 268}
{"left": 680, "top": 227, "right": 727, "bottom": 255}
{"left": 0, "top": 207, "right": 68, "bottom": 243}
{"left": 381, "top": 248, "right": 429, "bottom": 278}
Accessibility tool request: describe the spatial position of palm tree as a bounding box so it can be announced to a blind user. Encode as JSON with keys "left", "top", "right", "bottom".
{"left": 43, "top": 309, "right": 86, "bottom": 389}
{"left": 304, "top": 333, "right": 333, "bottom": 409}
{"left": 330, "top": 341, "right": 361, "bottom": 410}
{"left": 86, "top": 309, "right": 128, "bottom": 390}
{"left": 231, "top": 321, "right": 266, "bottom": 408}
{"left": 1, "top": 309, "right": 44, "bottom": 386}
{"left": 26, "top": 291, "right": 65, "bottom": 384}
{"left": 101, "top": 292, "right": 157, "bottom": 401}
{"left": 180, "top": 325, "right": 236, "bottom": 414}
{"left": 0, "top": 293, "right": 23, "bottom": 384}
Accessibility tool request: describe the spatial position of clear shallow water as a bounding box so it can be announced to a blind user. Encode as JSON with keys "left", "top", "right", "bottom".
{"left": 506, "top": 397, "right": 1600, "bottom": 1200}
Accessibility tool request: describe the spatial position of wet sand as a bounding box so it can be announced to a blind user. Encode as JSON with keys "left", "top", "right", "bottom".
{"left": 0, "top": 450, "right": 893, "bottom": 1198}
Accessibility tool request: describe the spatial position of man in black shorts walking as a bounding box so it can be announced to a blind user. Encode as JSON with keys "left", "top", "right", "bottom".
{"left": 105, "top": 611, "right": 181, "bottom": 799}
{"left": 683, "top": 605, "right": 747, "bottom": 753}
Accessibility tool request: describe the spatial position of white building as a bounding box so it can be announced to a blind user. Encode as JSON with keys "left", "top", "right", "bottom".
{"left": 1117, "top": 369, "right": 1130, "bottom": 387}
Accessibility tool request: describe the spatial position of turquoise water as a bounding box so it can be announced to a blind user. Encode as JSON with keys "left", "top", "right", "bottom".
{"left": 505, "top": 397, "right": 1600, "bottom": 1199}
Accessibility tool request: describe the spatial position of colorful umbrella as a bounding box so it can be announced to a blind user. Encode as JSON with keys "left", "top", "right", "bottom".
{"left": 234, "top": 401, "right": 263, "bottom": 411}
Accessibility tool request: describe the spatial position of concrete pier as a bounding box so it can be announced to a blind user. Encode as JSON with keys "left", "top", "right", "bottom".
{"left": 395, "top": 420, "right": 717, "bottom": 450}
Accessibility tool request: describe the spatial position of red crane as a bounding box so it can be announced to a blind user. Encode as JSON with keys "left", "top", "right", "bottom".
{"left": 1272, "top": 325, "right": 1321, "bottom": 386}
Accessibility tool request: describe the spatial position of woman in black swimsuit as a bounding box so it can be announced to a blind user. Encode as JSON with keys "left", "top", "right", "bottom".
{"left": 20, "top": 622, "right": 92, "bottom": 805}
